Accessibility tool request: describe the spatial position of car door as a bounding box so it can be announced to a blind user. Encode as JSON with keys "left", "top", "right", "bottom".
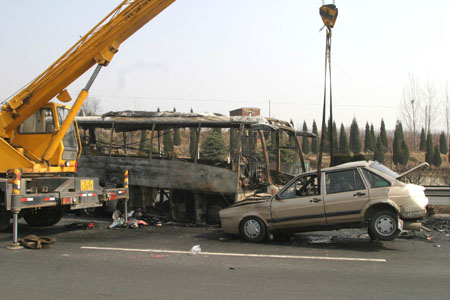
{"left": 270, "top": 173, "right": 326, "bottom": 229}
{"left": 323, "top": 168, "right": 369, "bottom": 224}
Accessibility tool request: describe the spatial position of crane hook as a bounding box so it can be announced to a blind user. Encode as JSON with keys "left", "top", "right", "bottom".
{"left": 320, "top": 1, "right": 338, "bottom": 29}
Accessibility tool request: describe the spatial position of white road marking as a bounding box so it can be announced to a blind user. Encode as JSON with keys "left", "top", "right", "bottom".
{"left": 80, "top": 246, "right": 386, "bottom": 262}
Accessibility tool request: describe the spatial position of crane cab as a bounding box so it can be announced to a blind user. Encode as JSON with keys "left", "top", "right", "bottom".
{"left": 8, "top": 102, "right": 81, "bottom": 174}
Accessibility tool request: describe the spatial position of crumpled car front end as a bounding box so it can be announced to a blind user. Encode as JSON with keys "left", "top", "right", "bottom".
{"left": 219, "top": 197, "right": 271, "bottom": 235}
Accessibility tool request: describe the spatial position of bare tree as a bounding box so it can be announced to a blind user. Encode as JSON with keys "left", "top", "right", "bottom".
{"left": 79, "top": 96, "right": 101, "bottom": 116}
{"left": 400, "top": 74, "right": 422, "bottom": 150}
{"left": 441, "top": 82, "right": 450, "bottom": 145}
{"left": 423, "top": 79, "right": 438, "bottom": 133}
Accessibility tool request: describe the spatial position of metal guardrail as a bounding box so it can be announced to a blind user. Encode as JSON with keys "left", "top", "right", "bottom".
{"left": 424, "top": 186, "right": 450, "bottom": 206}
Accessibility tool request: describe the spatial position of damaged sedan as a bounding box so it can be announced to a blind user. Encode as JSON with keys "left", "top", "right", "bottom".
{"left": 219, "top": 161, "right": 429, "bottom": 242}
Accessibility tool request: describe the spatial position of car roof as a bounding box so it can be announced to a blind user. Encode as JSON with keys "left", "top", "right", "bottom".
{"left": 303, "top": 160, "right": 372, "bottom": 175}
{"left": 324, "top": 160, "right": 372, "bottom": 171}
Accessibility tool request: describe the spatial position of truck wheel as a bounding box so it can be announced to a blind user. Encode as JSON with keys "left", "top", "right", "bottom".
{"left": 368, "top": 210, "right": 399, "bottom": 241}
{"left": 23, "top": 207, "right": 64, "bottom": 227}
{"left": 239, "top": 217, "right": 266, "bottom": 242}
{"left": 0, "top": 206, "right": 10, "bottom": 231}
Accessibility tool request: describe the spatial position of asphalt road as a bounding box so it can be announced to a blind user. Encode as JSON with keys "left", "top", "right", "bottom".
{"left": 0, "top": 215, "right": 449, "bottom": 300}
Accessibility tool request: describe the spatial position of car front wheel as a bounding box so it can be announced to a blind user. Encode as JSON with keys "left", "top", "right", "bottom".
{"left": 239, "top": 217, "right": 266, "bottom": 242}
{"left": 369, "top": 210, "right": 399, "bottom": 241}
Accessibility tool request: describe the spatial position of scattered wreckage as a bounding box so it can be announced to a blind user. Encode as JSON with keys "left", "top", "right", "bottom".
{"left": 76, "top": 110, "right": 313, "bottom": 225}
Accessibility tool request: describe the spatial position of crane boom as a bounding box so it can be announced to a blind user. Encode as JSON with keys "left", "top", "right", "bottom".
{"left": 0, "top": 0, "right": 175, "bottom": 138}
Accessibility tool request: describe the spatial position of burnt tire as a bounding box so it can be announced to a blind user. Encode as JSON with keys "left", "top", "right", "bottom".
{"left": 0, "top": 206, "right": 10, "bottom": 231}
{"left": 368, "top": 210, "right": 399, "bottom": 241}
{"left": 239, "top": 217, "right": 266, "bottom": 242}
{"left": 23, "top": 207, "right": 64, "bottom": 227}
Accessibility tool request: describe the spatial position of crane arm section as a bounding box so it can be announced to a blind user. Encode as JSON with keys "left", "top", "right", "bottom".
{"left": 0, "top": 0, "right": 175, "bottom": 138}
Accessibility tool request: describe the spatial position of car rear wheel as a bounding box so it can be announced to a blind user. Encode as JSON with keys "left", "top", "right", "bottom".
{"left": 368, "top": 210, "right": 399, "bottom": 241}
{"left": 239, "top": 217, "right": 266, "bottom": 242}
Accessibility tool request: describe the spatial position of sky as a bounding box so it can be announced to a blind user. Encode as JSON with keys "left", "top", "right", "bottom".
{"left": 0, "top": 0, "right": 449, "bottom": 131}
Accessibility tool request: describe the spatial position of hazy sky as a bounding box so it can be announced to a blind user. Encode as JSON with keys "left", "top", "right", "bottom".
{"left": 1, "top": 0, "right": 449, "bottom": 131}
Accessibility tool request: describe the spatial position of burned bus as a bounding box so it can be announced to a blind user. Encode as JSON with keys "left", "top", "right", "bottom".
{"left": 76, "top": 110, "right": 313, "bottom": 224}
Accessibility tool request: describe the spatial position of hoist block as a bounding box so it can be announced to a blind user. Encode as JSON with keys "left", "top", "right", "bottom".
{"left": 320, "top": 4, "right": 338, "bottom": 29}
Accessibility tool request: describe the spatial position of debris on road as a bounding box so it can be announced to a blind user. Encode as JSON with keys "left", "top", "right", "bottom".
{"left": 65, "top": 222, "right": 96, "bottom": 230}
{"left": 190, "top": 245, "right": 201, "bottom": 254}
{"left": 19, "top": 235, "right": 55, "bottom": 250}
{"left": 109, "top": 210, "right": 150, "bottom": 229}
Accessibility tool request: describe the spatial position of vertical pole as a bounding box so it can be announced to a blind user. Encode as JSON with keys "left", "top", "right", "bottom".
{"left": 7, "top": 210, "right": 23, "bottom": 249}
{"left": 8, "top": 169, "right": 23, "bottom": 249}
{"left": 157, "top": 130, "right": 161, "bottom": 157}
{"left": 276, "top": 131, "right": 281, "bottom": 173}
{"left": 109, "top": 122, "right": 115, "bottom": 157}
{"left": 124, "top": 170, "right": 129, "bottom": 223}
{"left": 149, "top": 123, "right": 155, "bottom": 159}
{"left": 258, "top": 130, "right": 273, "bottom": 185}
{"left": 12, "top": 212, "right": 19, "bottom": 244}
{"left": 235, "top": 124, "right": 244, "bottom": 202}
{"left": 293, "top": 133, "right": 307, "bottom": 172}
{"left": 122, "top": 132, "right": 127, "bottom": 155}
{"left": 194, "top": 123, "right": 201, "bottom": 164}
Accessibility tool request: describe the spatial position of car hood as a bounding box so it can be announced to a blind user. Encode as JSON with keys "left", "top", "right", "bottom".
{"left": 396, "top": 162, "right": 429, "bottom": 180}
{"left": 229, "top": 194, "right": 271, "bottom": 208}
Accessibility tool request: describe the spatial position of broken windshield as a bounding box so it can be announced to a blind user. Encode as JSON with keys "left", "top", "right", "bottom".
{"left": 369, "top": 161, "right": 399, "bottom": 179}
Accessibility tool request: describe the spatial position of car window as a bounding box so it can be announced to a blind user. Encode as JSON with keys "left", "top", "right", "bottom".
{"left": 326, "top": 169, "right": 365, "bottom": 194}
{"left": 278, "top": 174, "right": 319, "bottom": 199}
{"left": 362, "top": 168, "right": 391, "bottom": 188}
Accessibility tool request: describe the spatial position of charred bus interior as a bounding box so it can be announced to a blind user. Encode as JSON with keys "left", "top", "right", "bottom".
{"left": 76, "top": 110, "right": 313, "bottom": 224}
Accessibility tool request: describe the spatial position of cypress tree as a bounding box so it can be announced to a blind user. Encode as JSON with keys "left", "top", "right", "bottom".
{"left": 393, "top": 121, "right": 409, "bottom": 165}
{"left": 392, "top": 129, "right": 402, "bottom": 165}
{"left": 331, "top": 121, "right": 338, "bottom": 154}
{"left": 322, "top": 122, "right": 329, "bottom": 153}
{"left": 173, "top": 128, "right": 181, "bottom": 146}
{"left": 380, "top": 119, "right": 388, "bottom": 149}
{"left": 189, "top": 127, "right": 198, "bottom": 159}
{"left": 338, "top": 123, "right": 350, "bottom": 155}
{"left": 311, "top": 120, "right": 319, "bottom": 154}
{"left": 419, "top": 128, "right": 426, "bottom": 151}
{"left": 349, "top": 118, "right": 362, "bottom": 154}
{"left": 439, "top": 132, "right": 448, "bottom": 154}
{"left": 400, "top": 139, "right": 410, "bottom": 165}
{"left": 139, "top": 130, "right": 148, "bottom": 152}
{"left": 201, "top": 128, "right": 227, "bottom": 160}
{"left": 370, "top": 124, "right": 376, "bottom": 152}
{"left": 302, "top": 121, "right": 310, "bottom": 154}
{"left": 425, "top": 132, "right": 433, "bottom": 164}
{"left": 433, "top": 144, "right": 442, "bottom": 167}
{"left": 163, "top": 128, "right": 173, "bottom": 155}
{"left": 229, "top": 128, "right": 238, "bottom": 153}
{"left": 170, "top": 107, "right": 181, "bottom": 146}
{"left": 364, "top": 122, "right": 371, "bottom": 153}
{"left": 374, "top": 136, "right": 385, "bottom": 164}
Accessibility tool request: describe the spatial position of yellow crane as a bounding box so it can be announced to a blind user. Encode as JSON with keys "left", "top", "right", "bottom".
{"left": 0, "top": 0, "right": 176, "bottom": 247}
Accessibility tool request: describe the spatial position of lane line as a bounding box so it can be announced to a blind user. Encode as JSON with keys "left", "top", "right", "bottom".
{"left": 80, "top": 246, "right": 386, "bottom": 262}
